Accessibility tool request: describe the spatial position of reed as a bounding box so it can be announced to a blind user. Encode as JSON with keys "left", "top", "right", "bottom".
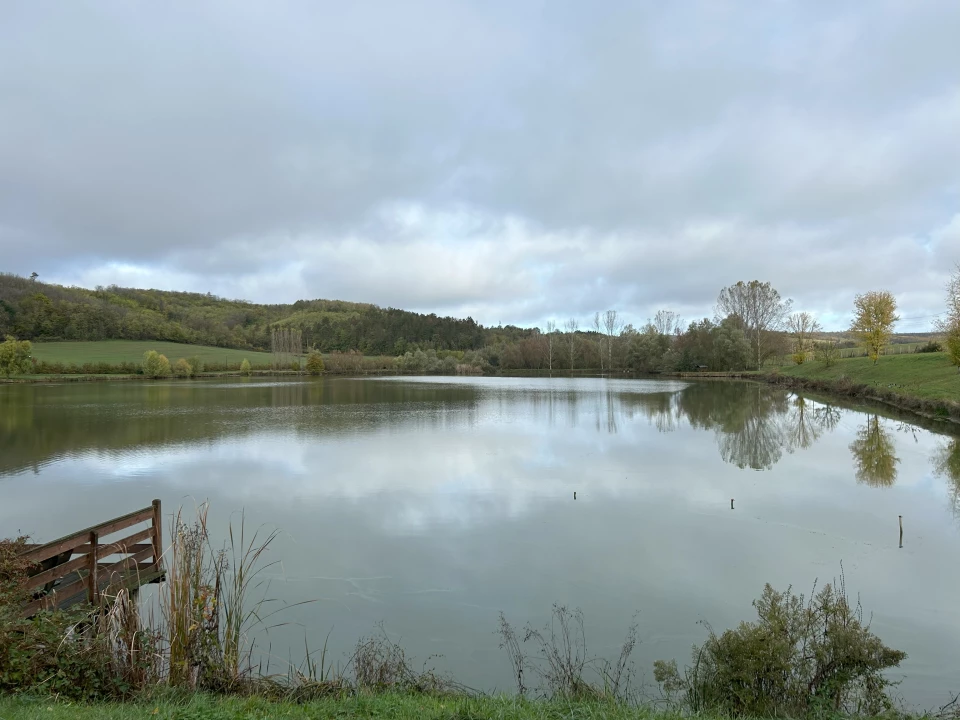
{"left": 159, "top": 503, "right": 289, "bottom": 692}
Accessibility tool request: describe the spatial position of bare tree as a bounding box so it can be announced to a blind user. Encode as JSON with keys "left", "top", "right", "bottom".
{"left": 593, "top": 312, "right": 604, "bottom": 371}
{"left": 716, "top": 281, "right": 793, "bottom": 369}
{"left": 564, "top": 318, "right": 578, "bottom": 371}
{"left": 603, "top": 310, "right": 623, "bottom": 369}
{"left": 651, "top": 310, "right": 682, "bottom": 337}
{"left": 787, "top": 312, "right": 822, "bottom": 364}
{"left": 546, "top": 320, "right": 556, "bottom": 372}
{"left": 271, "top": 326, "right": 303, "bottom": 370}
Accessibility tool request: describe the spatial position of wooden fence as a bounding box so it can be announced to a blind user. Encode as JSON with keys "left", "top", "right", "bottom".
{"left": 18, "top": 500, "right": 164, "bottom": 618}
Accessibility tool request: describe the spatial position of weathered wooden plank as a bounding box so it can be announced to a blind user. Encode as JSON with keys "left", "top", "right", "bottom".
{"left": 98, "top": 546, "right": 156, "bottom": 582}
{"left": 18, "top": 499, "right": 164, "bottom": 619}
{"left": 20, "top": 575, "right": 89, "bottom": 617}
{"left": 26, "top": 550, "right": 75, "bottom": 594}
{"left": 151, "top": 499, "right": 163, "bottom": 568}
{"left": 21, "top": 564, "right": 166, "bottom": 618}
{"left": 75, "top": 527, "right": 155, "bottom": 556}
{"left": 25, "top": 532, "right": 155, "bottom": 592}
{"left": 79, "top": 509, "right": 154, "bottom": 545}
{"left": 19, "top": 506, "right": 154, "bottom": 564}
{"left": 23, "top": 553, "right": 91, "bottom": 592}
{"left": 87, "top": 531, "right": 99, "bottom": 604}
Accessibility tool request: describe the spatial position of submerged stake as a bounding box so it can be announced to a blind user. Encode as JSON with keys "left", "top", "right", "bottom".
{"left": 899, "top": 515, "right": 903, "bottom": 549}
{"left": 731, "top": 498, "right": 734, "bottom": 510}
{"left": 574, "top": 491, "right": 577, "bottom": 500}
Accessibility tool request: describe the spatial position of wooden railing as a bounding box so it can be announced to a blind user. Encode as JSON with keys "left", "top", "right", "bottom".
{"left": 18, "top": 500, "right": 164, "bottom": 618}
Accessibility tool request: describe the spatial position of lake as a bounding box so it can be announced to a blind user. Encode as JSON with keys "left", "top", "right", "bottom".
{"left": 2, "top": 376, "right": 959, "bottom": 708}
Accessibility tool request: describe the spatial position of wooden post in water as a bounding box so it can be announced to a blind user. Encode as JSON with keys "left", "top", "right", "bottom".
{"left": 899, "top": 515, "right": 903, "bottom": 548}
{"left": 151, "top": 499, "right": 163, "bottom": 571}
{"left": 731, "top": 498, "right": 734, "bottom": 510}
{"left": 87, "top": 531, "right": 99, "bottom": 605}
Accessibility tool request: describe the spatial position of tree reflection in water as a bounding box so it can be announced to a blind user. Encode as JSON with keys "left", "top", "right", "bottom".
{"left": 671, "top": 383, "right": 841, "bottom": 471}
{"left": 932, "top": 438, "right": 960, "bottom": 516}
{"left": 849, "top": 415, "right": 900, "bottom": 488}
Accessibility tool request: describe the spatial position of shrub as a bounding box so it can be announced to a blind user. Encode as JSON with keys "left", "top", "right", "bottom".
{"left": 142, "top": 350, "right": 171, "bottom": 378}
{"left": 791, "top": 352, "right": 806, "bottom": 365}
{"left": 440, "top": 356, "right": 458, "bottom": 374}
{"left": 834, "top": 374, "right": 854, "bottom": 393}
{"left": 325, "top": 350, "right": 364, "bottom": 374}
{"left": 239, "top": 359, "right": 251, "bottom": 376}
{"left": 173, "top": 358, "right": 192, "bottom": 378}
{"left": 306, "top": 352, "right": 325, "bottom": 375}
{"left": 916, "top": 340, "right": 942, "bottom": 353}
{"left": 0, "top": 537, "right": 158, "bottom": 700}
{"left": 349, "top": 625, "right": 450, "bottom": 694}
{"left": 654, "top": 577, "right": 906, "bottom": 717}
{"left": 0, "top": 336, "right": 32, "bottom": 378}
{"left": 186, "top": 356, "right": 204, "bottom": 376}
{"left": 497, "top": 604, "right": 637, "bottom": 702}
{"left": 814, "top": 339, "right": 840, "bottom": 368}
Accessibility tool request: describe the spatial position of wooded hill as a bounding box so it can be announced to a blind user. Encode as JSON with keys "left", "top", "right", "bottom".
{"left": 0, "top": 274, "right": 522, "bottom": 354}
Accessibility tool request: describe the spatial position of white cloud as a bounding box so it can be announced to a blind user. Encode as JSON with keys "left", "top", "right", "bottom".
{"left": 3, "top": 1, "right": 959, "bottom": 330}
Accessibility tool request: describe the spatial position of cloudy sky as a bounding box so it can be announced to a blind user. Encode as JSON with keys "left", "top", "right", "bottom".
{"left": 2, "top": 1, "right": 959, "bottom": 331}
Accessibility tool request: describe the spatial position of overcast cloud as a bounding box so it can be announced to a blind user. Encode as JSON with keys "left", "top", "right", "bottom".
{"left": 2, "top": 1, "right": 959, "bottom": 330}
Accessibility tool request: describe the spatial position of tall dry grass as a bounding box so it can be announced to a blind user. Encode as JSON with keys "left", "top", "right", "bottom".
{"left": 160, "top": 502, "right": 288, "bottom": 691}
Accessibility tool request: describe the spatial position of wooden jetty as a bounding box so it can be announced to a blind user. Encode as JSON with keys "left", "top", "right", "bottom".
{"left": 18, "top": 500, "right": 165, "bottom": 618}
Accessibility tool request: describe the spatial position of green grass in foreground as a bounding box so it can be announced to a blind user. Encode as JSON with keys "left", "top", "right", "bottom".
{"left": 773, "top": 351, "right": 960, "bottom": 403}
{"left": 0, "top": 694, "right": 686, "bottom": 720}
{"left": 30, "top": 340, "right": 274, "bottom": 366}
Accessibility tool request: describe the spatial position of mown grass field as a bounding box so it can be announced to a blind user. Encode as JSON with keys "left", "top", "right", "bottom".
{"left": 0, "top": 694, "right": 686, "bottom": 720}
{"left": 29, "top": 340, "right": 274, "bottom": 366}
{"left": 774, "top": 351, "right": 960, "bottom": 403}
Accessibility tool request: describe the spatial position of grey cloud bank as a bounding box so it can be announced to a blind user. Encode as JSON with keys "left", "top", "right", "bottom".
{"left": 1, "top": 1, "right": 959, "bottom": 330}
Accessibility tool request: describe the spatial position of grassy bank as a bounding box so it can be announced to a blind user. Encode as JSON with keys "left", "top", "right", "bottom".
{"left": 0, "top": 693, "right": 686, "bottom": 720}
{"left": 772, "top": 352, "right": 960, "bottom": 403}
{"left": 30, "top": 340, "right": 275, "bottom": 366}
{"left": 754, "top": 352, "right": 960, "bottom": 425}
{"left": 11, "top": 340, "right": 401, "bottom": 378}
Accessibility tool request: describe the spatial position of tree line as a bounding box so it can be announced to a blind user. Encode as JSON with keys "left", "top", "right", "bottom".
{"left": 518, "top": 276, "right": 957, "bottom": 374}
{"left": 3, "top": 269, "right": 959, "bottom": 374}
{"left": 0, "top": 273, "right": 501, "bottom": 354}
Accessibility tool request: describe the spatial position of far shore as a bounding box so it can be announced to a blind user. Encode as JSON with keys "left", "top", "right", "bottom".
{"left": 5, "top": 358, "right": 959, "bottom": 431}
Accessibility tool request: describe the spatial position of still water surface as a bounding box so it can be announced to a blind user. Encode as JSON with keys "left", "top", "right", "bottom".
{"left": 2, "top": 377, "right": 959, "bottom": 707}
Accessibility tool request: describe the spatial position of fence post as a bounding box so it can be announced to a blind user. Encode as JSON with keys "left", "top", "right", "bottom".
{"left": 151, "top": 499, "right": 163, "bottom": 571}
{"left": 87, "top": 531, "right": 99, "bottom": 605}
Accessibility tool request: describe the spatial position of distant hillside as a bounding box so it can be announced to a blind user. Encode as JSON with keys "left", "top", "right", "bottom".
{"left": 0, "top": 273, "right": 531, "bottom": 353}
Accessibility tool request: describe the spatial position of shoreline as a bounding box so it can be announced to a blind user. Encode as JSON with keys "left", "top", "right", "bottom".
{"left": 657, "top": 369, "right": 960, "bottom": 426}
{"left": 760, "top": 371, "right": 960, "bottom": 426}
{"left": 0, "top": 369, "right": 404, "bottom": 384}
{"left": 5, "top": 366, "right": 959, "bottom": 430}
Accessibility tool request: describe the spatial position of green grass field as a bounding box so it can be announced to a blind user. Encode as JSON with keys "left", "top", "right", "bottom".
{"left": 0, "top": 694, "right": 688, "bottom": 720}
{"left": 774, "top": 351, "right": 960, "bottom": 403}
{"left": 835, "top": 341, "right": 928, "bottom": 359}
{"left": 29, "top": 340, "right": 274, "bottom": 367}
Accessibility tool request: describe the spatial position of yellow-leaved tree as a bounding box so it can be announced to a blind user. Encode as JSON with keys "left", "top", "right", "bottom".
{"left": 142, "top": 350, "right": 171, "bottom": 378}
{"left": 0, "top": 336, "right": 32, "bottom": 378}
{"left": 850, "top": 291, "right": 899, "bottom": 364}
